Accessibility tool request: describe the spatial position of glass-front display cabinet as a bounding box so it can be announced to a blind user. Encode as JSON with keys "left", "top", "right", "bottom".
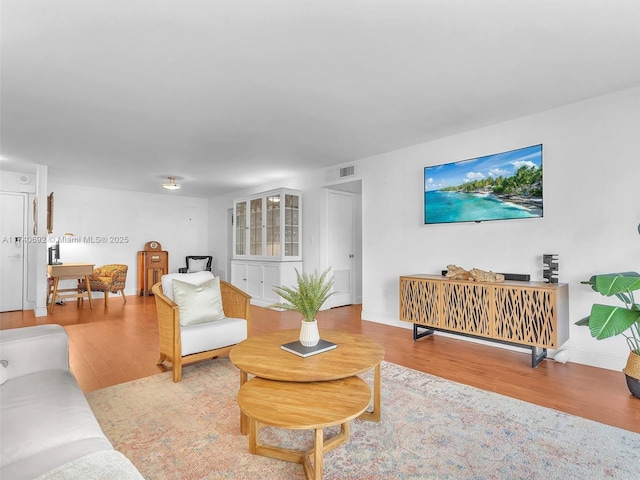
{"left": 233, "top": 188, "right": 302, "bottom": 261}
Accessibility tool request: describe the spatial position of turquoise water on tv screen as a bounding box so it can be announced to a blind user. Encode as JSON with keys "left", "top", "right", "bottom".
{"left": 424, "top": 190, "right": 542, "bottom": 224}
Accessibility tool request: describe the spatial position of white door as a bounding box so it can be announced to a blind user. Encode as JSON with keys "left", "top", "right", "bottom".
{"left": 328, "top": 190, "right": 355, "bottom": 307}
{"left": 1, "top": 193, "right": 26, "bottom": 312}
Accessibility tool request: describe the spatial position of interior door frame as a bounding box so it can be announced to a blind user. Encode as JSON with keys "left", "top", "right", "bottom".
{"left": 226, "top": 207, "right": 233, "bottom": 281}
{"left": 323, "top": 180, "right": 362, "bottom": 308}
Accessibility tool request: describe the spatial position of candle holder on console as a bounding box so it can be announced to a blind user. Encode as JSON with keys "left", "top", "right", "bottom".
{"left": 542, "top": 254, "right": 559, "bottom": 283}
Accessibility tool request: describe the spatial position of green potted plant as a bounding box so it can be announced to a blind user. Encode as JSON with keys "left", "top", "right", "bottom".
{"left": 270, "top": 268, "right": 335, "bottom": 347}
{"left": 576, "top": 271, "right": 640, "bottom": 398}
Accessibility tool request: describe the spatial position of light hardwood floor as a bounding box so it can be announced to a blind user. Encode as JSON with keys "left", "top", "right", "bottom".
{"left": 1, "top": 295, "right": 639, "bottom": 434}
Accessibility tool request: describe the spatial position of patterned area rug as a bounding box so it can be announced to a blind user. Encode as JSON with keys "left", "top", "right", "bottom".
{"left": 87, "top": 358, "right": 639, "bottom": 480}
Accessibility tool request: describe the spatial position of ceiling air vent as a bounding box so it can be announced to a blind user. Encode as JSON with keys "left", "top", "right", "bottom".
{"left": 326, "top": 165, "right": 356, "bottom": 181}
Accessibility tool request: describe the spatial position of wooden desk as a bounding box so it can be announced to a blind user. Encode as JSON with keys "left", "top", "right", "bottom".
{"left": 230, "top": 329, "right": 385, "bottom": 434}
{"left": 237, "top": 376, "right": 371, "bottom": 480}
{"left": 47, "top": 263, "right": 94, "bottom": 313}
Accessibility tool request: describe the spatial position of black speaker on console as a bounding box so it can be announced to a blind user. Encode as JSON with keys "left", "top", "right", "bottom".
{"left": 501, "top": 273, "right": 531, "bottom": 282}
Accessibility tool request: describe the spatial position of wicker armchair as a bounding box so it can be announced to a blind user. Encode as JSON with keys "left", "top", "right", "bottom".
{"left": 78, "top": 264, "right": 128, "bottom": 306}
{"left": 152, "top": 277, "right": 251, "bottom": 382}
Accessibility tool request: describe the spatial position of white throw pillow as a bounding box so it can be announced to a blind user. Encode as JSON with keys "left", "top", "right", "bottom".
{"left": 161, "top": 271, "right": 214, "bottom": 302}
{"left": 172, "top": 277, "right": 225, "bottom": 326}
{"left": 187, "top": 258, "right": 209, "bottom": 273}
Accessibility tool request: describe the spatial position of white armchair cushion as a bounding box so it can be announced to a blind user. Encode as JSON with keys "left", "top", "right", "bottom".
{"left": 180, "top": 318, "right": 248, "bottom": 356}
{"left": 172, "top": 277, "right": 225, "bottom": 326}
{"left": 161, "top": 272, "right": 214, "bottom": 302}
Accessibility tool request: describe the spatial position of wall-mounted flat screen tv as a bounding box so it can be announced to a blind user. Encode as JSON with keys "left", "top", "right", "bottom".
{"left": 424, "top": 144, "right": 543, "bottom": 225}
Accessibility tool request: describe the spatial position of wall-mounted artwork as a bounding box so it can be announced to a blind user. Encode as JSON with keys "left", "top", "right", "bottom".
{"left": 47, "top": 192, "right": 54, "bottom": 234}
{"left": 424, "top": 144, "right": 543, "bottom": 225}
{"left": 33, "top": 197, "right": 38, "bottom": 235}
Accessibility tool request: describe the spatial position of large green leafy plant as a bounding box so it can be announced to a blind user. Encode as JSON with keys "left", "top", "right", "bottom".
{"left": 576, "top": 272, "right": 640, "bottom": 354}
{"left": 270, "top": 268, "right": 335, "bottom": 322}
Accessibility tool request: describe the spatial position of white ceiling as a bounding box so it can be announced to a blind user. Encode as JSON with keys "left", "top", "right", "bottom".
{"left": 2, "top": 0, "right": 639, "bottom": 197}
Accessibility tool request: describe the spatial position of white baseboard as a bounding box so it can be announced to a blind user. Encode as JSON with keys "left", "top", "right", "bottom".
{"left": 563, "top": 348, "right": 627, "bottom": 372}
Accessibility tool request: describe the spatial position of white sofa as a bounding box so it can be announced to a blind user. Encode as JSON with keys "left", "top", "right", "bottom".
{"left": 0, "top": 324, "right": 143, "bottom": 480}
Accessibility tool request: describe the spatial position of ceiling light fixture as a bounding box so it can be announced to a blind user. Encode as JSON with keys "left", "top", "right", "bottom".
{"left": 162, "top": 176, "right": 181, "bottom": 190}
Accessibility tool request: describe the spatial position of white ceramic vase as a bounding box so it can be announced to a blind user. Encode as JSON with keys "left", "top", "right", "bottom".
{"left": 299, "top": 319, "right": 320, "bottom": 347}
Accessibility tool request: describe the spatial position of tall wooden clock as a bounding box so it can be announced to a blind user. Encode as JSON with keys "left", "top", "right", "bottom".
{"left": 137, "top": 241, "right": 169, "bottom": 296}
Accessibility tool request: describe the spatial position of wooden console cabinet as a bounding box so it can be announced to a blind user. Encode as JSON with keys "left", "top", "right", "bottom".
{"left": 137, "top": 241, "right": 168, "bottom": 296}
{"left": 399, "top": 274, "right": 569, "bottom": 367}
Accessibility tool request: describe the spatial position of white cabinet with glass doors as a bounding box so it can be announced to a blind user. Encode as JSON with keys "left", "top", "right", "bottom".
{"left": 233, "top": 188, "right": 302, "bottom": 261}
{"left": 232, "top": 188, "right": 302, "bottom": 305}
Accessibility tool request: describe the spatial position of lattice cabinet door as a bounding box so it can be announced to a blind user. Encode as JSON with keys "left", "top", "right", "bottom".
{"left": 441, "top": 281, "right": 492, "bottom": 337}
{"left": 492, "top": 285, "right": 563, "bottom": 348}
{"left": 399, "top": 277, "right": 441, "bottom": 327}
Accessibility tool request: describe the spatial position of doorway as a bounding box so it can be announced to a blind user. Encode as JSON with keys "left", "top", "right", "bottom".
{"left": 1, "top": 192, "right": 26, "bottom": 311}
{"left": 327, "top": 181, "right": 362, "bottom": 307}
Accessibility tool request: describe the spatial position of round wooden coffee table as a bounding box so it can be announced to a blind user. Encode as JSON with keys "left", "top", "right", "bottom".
{"left": 230, "top": 329, "right": 385, "bottom": 434}
{"left": 238, "top": 375, "right": 371, "bottom": 480}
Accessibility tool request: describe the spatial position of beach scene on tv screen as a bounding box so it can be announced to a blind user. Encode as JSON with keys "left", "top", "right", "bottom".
{"left": 424, "top": 144, "right": 543, "bottom": 224}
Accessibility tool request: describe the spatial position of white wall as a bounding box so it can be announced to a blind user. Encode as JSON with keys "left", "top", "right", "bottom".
{"left": 47, "top": 184, "right": 210, "bottom": 296}
{"left": 357, "top": 86, "right": 640, "bottom": 371}
{"left": 208, "top": 86, "right": 640, "bottom": 371}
